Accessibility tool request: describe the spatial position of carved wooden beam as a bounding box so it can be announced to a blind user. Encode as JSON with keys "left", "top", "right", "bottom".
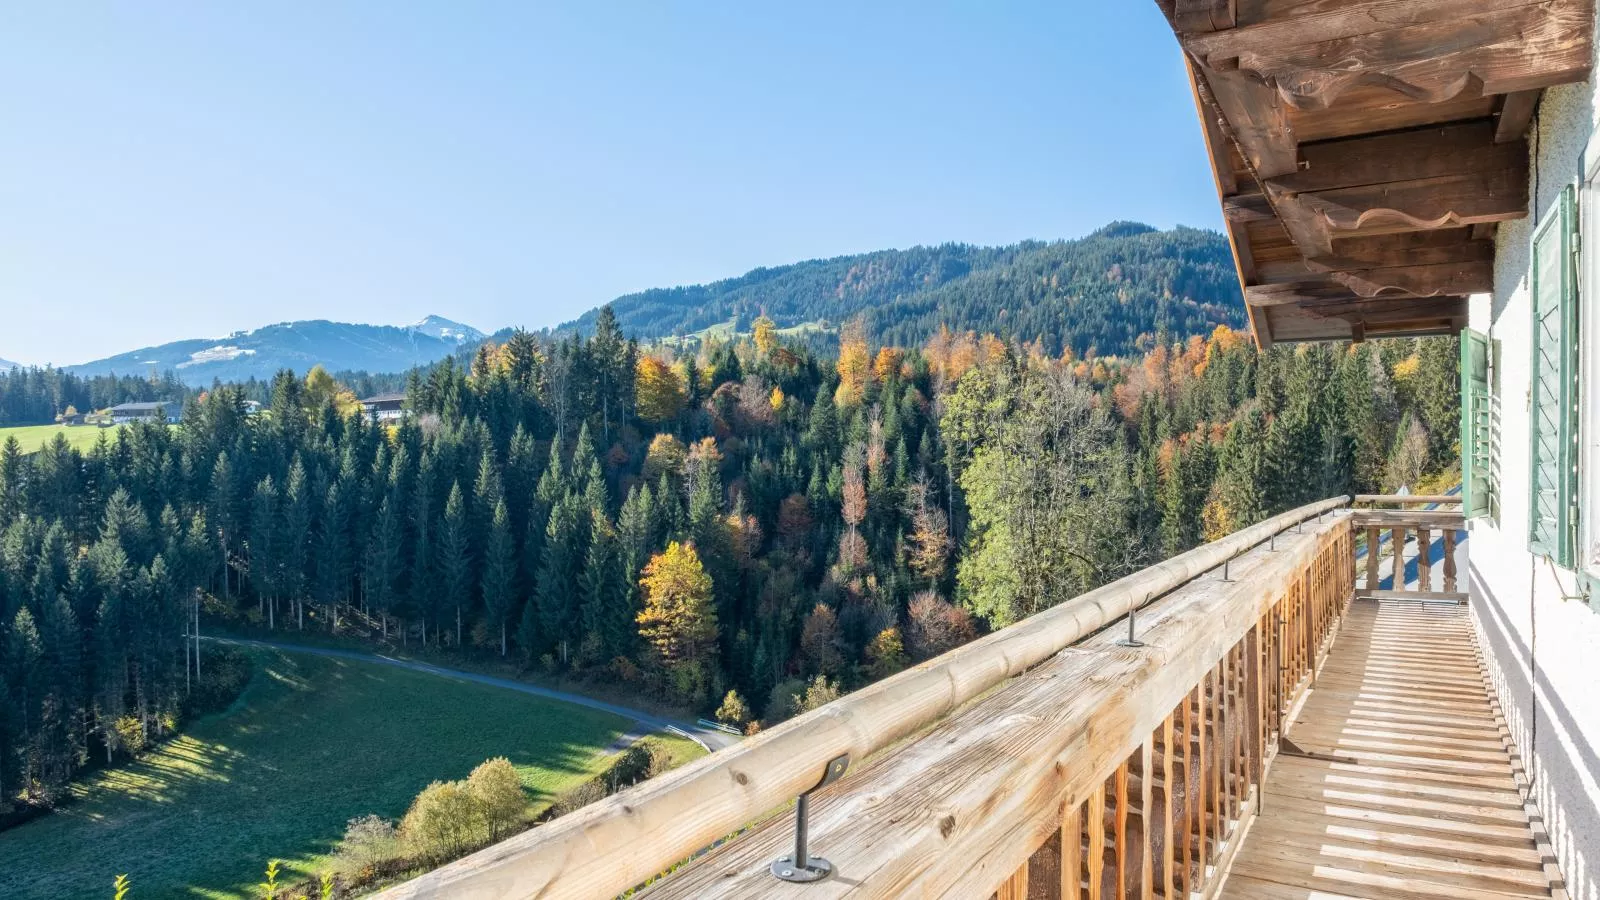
{"left": 1496, "top": 90, "right": 1542, "bottom": 142}
{"left": 1328, "top": 260, "right": 1493, "bottom": 298}
{"left": 1313, "top": 231, "right": 1494, "bottom": 271}
{"left": 1187, "top": 0, "right": 1593, "bottom": 111}
{"left": 1269, "top": 122, "right": 1524, "bottom": 194}
{"left": 1196, "top": 65, "right": 1300, "bottom": 178}
{"left": 1184, "top": 0, "right": 1581, "bottom": 59}
{"left": 1300, "top": 167, "right": 1528, "bottom": 236}
{"left": 1174, "top": 0, "right": 1235, "bottom": 33}
{"left": 1222, "top": 192, "right": 1274, "bottom": 223}
{"left": 1262, "top": 124, "right": 1527, "bottom": 256}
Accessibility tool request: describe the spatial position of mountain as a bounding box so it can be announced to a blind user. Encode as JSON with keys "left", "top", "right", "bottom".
{"left": 67, "top": 316, "right": 485, "bottom": 386}
{"left": 558, "top": 223, "right": 1244, "bottom": 357}
{"left": 0, "top": 358, "right": 21, "bottom": 371}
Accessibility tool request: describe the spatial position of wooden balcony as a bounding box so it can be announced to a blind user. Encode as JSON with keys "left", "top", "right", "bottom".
{"left": 379, "top": 497, "right": 1564, "bottom": 900}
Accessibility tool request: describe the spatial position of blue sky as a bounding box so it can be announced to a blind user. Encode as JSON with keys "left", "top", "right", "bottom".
{"left": 0, "top": 3, "right": 1221, "bottom": 366}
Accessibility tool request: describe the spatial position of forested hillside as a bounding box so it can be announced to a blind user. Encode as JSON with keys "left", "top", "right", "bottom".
{"left": 0, "top": 368, "right": 192, "bottom": 426}
{"left": 0, "top": 304, "right": 1457, "bottom": 809}
{"left": 560, "top": 223, "right": 1244, "bottom": 357}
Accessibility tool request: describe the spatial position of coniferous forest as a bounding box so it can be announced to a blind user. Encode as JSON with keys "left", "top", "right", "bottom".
{"left": 0, "top": 297, "right": 1459, "bottom": 808}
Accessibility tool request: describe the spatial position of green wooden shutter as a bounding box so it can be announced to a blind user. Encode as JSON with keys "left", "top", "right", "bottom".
{"left": 1529, "top": 184, "right": 1580, "bottom": 567}
{"left": 1462, "top": 329, "right": 1491, "bottom": 518}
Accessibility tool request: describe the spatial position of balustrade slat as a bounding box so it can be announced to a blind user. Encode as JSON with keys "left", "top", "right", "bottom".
{"left": 1160, "top": 716, "right": 1175, "bottom": 900}
{"left": 1115, "top": 761, "right": 1129, "bottom": 898}
{"left": 1392, "top": 526, "right": 1407, "bottom": 589}
{"left": 1140, "top": 740, "right": 1154, "bottom": 900}
{"left": 1064, "top": 804, "right": 1083, "bottom": 900}
{"left": 1418, "top": 527, "right": 1433, "bottom": 592}
{"left": 1365, "top": 526, "right": 1380, "bottom": 591}
{"left": 1444, "top": 530, "right": 1458, "bottom": 592}
{"left": 1088, "top": 783, "right": 1106, "bottom": 900}
{"left": 997, "top": 862, "right": 1029, "bottom": 900}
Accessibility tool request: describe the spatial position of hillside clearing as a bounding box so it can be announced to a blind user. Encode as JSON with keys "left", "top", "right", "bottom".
{"left": 0, "top": 647, "right": 636, "bottom": 899}
{"left": 0, "top": 423, "right": 123, "bottom": 453}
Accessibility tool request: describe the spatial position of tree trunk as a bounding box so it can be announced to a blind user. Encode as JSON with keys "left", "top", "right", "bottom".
{"left": 501, "top": 622, "right": 507, "bottom": 657}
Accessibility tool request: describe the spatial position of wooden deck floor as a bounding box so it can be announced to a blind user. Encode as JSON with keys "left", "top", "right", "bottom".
{"left": 1222, "top": 599, "right": 1561, "bottom": 900}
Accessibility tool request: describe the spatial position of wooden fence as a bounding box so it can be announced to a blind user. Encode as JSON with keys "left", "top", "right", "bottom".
{"left": 378, "top": 498, "right": 1353, "bottom": 900}
{"left": 1352, "top": 494, "right": 1465, "bottom": 602}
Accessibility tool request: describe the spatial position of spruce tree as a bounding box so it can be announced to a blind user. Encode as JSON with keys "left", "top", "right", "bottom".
{"left": 481, "top": 499, "right": 517, "bottom": 656}
{"left": 438, "top": 483, "right": 472, "bottom": 647}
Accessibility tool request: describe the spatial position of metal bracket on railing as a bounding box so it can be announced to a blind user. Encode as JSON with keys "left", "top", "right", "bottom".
{"left": 1221, "top": 557, "right": 1232, "bottom": 582}
{"left": 771, "top": 753, "right": 850, "bottom": 883}
{"left": 1116, "top": 602, "right": 1146, "bottom": 648}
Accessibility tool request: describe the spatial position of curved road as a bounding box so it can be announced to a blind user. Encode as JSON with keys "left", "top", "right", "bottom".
{"left": 202, "top": 636, "right": 739, "bottom": 752}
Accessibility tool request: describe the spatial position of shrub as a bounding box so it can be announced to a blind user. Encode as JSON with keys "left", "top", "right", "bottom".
{"left": 112, "top": 716, "right": 146, "bottom": 755}
{"left": 798, "top": 675, "right": 840, "bottom": 714}
{"left": 764, "top": 677, "right": 807, "bottom": 724}
{"left": 466, "top": 757, "right": 526, "bottom": 840}
{"left": 399, "top": 780, "right": 486, "bottom": 864}
{"left": 334, "top": 814, "right": 400, "bottom": 874}
{"left": 715, "top": 690, "right": 749, "bottom": 726}
{"left": 549, "top": 777, "right": 609, "bottom": 816}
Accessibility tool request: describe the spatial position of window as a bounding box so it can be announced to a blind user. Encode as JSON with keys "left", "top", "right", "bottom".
{"left": 1529, "top": 184, "right": 1579, "bottom": 568}
{"left": 1462, "top": 329, "right": 1493, "bottom": 519}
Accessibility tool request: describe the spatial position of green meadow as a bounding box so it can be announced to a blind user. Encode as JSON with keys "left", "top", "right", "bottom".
{"left": 0, "top": 647, "right": 641, "bottom": 899}
{"left": 0, "top": 422, "right": 124, "bottom": 453}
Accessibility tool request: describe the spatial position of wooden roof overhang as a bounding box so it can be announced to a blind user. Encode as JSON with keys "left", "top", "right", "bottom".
{"left": 1156, "top": 0, "right": 1597, "bottom": 346}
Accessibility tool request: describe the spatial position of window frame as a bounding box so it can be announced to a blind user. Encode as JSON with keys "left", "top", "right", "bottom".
{"left": 1528, "top": 183, "right": 1580, "bottom": 569}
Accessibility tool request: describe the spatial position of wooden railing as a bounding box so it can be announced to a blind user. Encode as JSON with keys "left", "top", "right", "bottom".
{"left": 379, "top": 498, "right": 1355, "bottom": 900}
{"left": 1352, "top": 494, "right": 1465, "bottom": 602}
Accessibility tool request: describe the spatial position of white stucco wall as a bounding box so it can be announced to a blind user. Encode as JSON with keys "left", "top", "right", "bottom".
{"left": 1471, "top": 40, "right": 1600, "bottom": 899}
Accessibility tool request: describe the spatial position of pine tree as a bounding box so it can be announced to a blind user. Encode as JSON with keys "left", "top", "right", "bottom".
{"left": 438, "top": 483, "right": 472, "bottom": 648}
{"left": 579, "top": 512, "right": 628, "bottom": 661}
{"left": 282, "top": 458, "right": 312, "bottom": 629}
{"left": 536, "top": 493, "right": 583, "bottom": 664}
{"left": 249, "top": 477, "right": 279, "bottom": 628}
{"left": 481, "top": 499, "right": 517, "bottom": 656}
{"left": 364, "top": 497, "right": 402, "bottom": 638}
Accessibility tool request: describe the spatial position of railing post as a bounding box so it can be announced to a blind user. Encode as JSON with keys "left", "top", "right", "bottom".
{"left": 772, "top": 754, "right": 850, "bottom": 883}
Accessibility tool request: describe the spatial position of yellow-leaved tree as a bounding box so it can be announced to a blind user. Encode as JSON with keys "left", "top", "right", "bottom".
{"left": 752, "top": 314, "right": 777, "bottom": 356}
{"left": 637, "top": 541, "right": 718, "bottom": 700}
{"left": 303, "top": 365, "right": 362, "bottom": 419}
{"left": 834, "top": 319, "right": 871, "bottom": 407}
{"left": 635, "top": 356, "right": 687, "bottom": 423}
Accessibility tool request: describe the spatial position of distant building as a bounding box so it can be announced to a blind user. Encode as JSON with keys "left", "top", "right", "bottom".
{"left": 56, "top": 411, "right": 84, "bottom": 426}
{"left": 106, "top": 401, "right": 182, "bottom": 424}
{"left": 360, "top": 392, "right": 408, "bottom": 423}
{"left": 242, "top": 399, "right": 264, "bottom": 415}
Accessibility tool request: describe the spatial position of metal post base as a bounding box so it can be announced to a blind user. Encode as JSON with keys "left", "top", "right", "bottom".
{"left": 772, "top": 856, "right": 833, "bottom": 883}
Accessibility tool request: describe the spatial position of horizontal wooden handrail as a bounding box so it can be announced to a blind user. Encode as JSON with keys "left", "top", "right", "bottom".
{"left": 1353, "top": 493, "right": 1461, "bottom": 506}
{"left": 647, "top": 513, "right": 1355, "bottom": 898}
{"left": 379, "top": 496, "right": 1348, "bottom": 900}
{"left": 1351, "top": 508, "right": 1465, "bottom": 530}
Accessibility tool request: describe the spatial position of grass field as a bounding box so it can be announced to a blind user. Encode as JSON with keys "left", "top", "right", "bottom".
{"left": 0, "top": 422, "right": 123, "bottom": 453}
{"left": 656, "top": 317, "right": 833, "bottom": 348}
{"left": 0, "top": 647, "right": 642, "bottom": 899}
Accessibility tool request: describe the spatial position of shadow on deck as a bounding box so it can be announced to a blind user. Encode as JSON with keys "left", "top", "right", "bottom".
{"left": 1222, "top": 600, "right": 1563, "bottom": 899}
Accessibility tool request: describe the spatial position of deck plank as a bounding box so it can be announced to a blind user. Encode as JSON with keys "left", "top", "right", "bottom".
{"left": 1221, "top": 600, "right": 1557, "bottom": 899}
